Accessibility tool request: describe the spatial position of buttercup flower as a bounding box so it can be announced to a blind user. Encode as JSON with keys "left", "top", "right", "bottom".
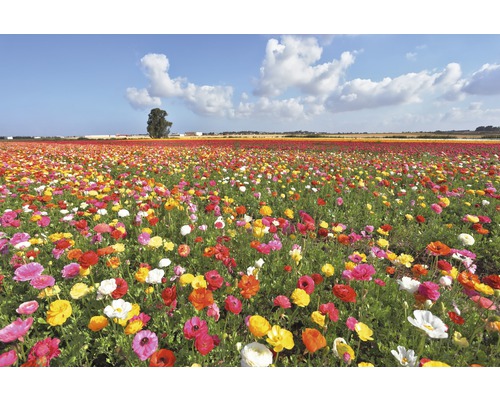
{"left": 150, "top": 349, "right": 176, "bottom": 367}
{"left": 132, "top": 330, "right": 158, "bottom": 361}
{"left": 240, "top": 342, "right": 273, "bottom": 367}
{"left": 0, "top": 317, "right": 33, "bottom": 343}
{"left": 355, "top": 322, "right": 374, "bottom": 341}
{"left": 88, "top": 316, "right": 108, "bottom": 332}
{"left": 248, "top": 315, "right": 271, "bottom": 338}
{"left": 266, "top": 325, "right": 294, "bottom": 353}
{"left": 302, "top": 328, "right": 327, "bottom": 353}
{"left": 291, "top": 288, "right": 310, "bottom": 307}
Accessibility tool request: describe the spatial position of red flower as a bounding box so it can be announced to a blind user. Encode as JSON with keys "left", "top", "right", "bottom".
{"left": 319, "top": 302, "right": 339, "bottom": 322}
{"left": 380, "top": 224, "right": 393, "bottom": 232}
{"left": 297, "top": 275, "right": 315, "bottom": 294}
{"left": 437, "top": 260, "right": 452, "bottom": 272}
{"left": 178, "top": 244, "right": 191, "bottom": 258}
{"left": 161, "top": 285, "right": 177, "bottom": 307}
{"left": 332, "top": 284, "right": 357, "bottom": 303}
{"left": 224, "top": 295, "right": 242, "bottom": 315}
{"left": 448, "top": 311, "right": 465, "bottom": 325}
{"left": 204, "top": 270, "right": 224, "bottom": 291}
{"left": 149, "top": 349, "right": 176, "bottom": 367}
{"left": 195, "top": 333, "right": 215, "bottom": 356}
{"left": 238, "top": 275, "right": 260, "bottom": 299}
{"left": 416, "top": 215, "right": 426, "bottom": 223}
{"left": 111, "top": 278, "right": 128, "bottom": 299}
{"left": 310, "top": 273, "right": 323, "bottom": 285}
{"left": 78, "top": 251, "right": 99, "bottom": 269}
{"left": 482, "top": 275, "right": 500, "bottom": 290}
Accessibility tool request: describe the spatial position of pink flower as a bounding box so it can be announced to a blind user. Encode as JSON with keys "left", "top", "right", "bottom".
{"left": 137, "top": 232, "right": 150, "bottom": 245}
{"left": 351, "top": 263, "right": 376, "bottom": 281}
{"left": 336, "top": 197, "right": 344, "bottom": 206}
{"left": 30, "top": 275, "right": 55, "bottom": 289}
{"left": 297, "top": 275, "right": 315, "bottom": 294}
{"left": 61, "top": 263, "right": 81, "bottom": 279}
{"left": 194, "top": 332, "right": 215, "bottom": 356}
{"left": 431, "top": 203, "right": 443, "bottom": 214}
{"left": 13, "top": 262, "right": 44, "bottom": 282}
{"left": 0, "top": 350, "right": 17, "bottom": 367}
{"left": 183, "top": 317, "right": 208, "bottom": 340}
{"left": 418, "top": 281, "right": 441, "bottom": 302}
{"left": 470, "top": 295, "right": 497, "bottom": 310}
{"left": 319, "top": 302, "right": 339, "bottom": 322}
{"left": 206, "top": 303, "right": 220, "bottom": 322}
{"left": 0, "top": 317, "right": 33, "bottom": 343}
{"left": 346, "top": 317, "right": 358, "bottom": 330}
{"left": 26, "top": 337, "right": 61, "bottom": 366}
{"left": 16, "top": 300, "right": 39, "bottom": 315}
{"left": 273, "top": 295, "right": 292, "bottom": 309}
{"left": 132, "top": 330, "right": 158, "bottom": 361}
{"left": 205, "top": 270, "right": 224, "bottom": 291}
{"left": 9, "top": 232, "right": 30, "bottom": 246}
{"left": 224, "top": 295, "right": 242, "bottom": 315}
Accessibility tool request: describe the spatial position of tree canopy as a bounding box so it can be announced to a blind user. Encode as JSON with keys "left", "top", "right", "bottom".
{"left": 147, "top": 108, "right": 172, "bottom": 138}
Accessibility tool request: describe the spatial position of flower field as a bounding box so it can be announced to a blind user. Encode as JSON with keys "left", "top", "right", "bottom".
{"left": 0, "top": 138, "right": 499, "bottom": 367}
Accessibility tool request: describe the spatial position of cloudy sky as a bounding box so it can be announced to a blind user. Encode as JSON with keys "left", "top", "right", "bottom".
{"left": 1, "top": 3, "right": 500, "bottom": 136}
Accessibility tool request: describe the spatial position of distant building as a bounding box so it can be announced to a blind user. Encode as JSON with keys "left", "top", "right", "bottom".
{"left": 185, "top": 131, "right": 203, "bottom": 136}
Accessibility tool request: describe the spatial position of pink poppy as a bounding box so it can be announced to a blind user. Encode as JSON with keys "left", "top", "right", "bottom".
{"left": 94, "top": 223, "right": 113, "bottom": 233}
{"left": 431, "top": 203, "right": 443, "bottom": 214}
{"left": 30, "top": 275, "right": 55, "bottom": 289}
{"left": 0, "top": 317, "right": 34, "bottom": 343}
{"left": 26, "top": 337, "right": 61, "bottom": 366}
{"left": 183, "top": 317, "right": 209, "bottom": 340}
{"left": 132, "top": 330, "right": 158, "bottom": 361}
{"left": 0, "top": 350, "right": 17, "bottom": 367}
{"left": 206, "top": 303, "right": 220, "bottom": 322}
{"left": 195, "top": 332, "right": 215, "bottom": 356}
{"left": 9, "top": 232, "right": 30, "bottom": 247}
{"left": 224, "top": 295, "right": 242, "bottom": 315}
{"left": 13, "top": 262, "right": 44, "bottom": 282}
{"left": 297, "top": 275, "right": 315, "bottom": 294}
{"left": 351, "top": 263, "right": 376, "bottom": 281}
{"left": 16, "top": 300, "right": 39, "bottom": 315}
{"left": 346, "top": 317, "right": 358, "bottom": 330}
{"left": 61, "top": 263, "right": 81, "bottom": 279}
{"left": 273, "top": 295, "right": 292, "bottom": 309}
{"left": 138, "top": 232, "right": 150, "bottom": 245}
{"left": 470, "top": 295, "right": 497, "bottom": 310}
{"left": 319, "top": 302, "right": 339, "bottom": 322}
{"left": 418, "top": 281, "right": 441, "bottom": 302}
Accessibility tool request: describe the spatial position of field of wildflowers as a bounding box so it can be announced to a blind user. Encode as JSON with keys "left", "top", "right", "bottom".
{"left": 0, "top": 138, "right": 498, "bottom": 367}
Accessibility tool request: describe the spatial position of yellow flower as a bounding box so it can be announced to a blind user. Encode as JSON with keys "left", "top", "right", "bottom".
{"left": 145, "top": 286, "right": 154, "bottom": 294}
{"left": 179, "top": 273, "right": 195, "bottom": 287}
{"left": 135, "top": 267, "right": 150, "bottom": 283}
{"left": 377, "top": 227, "right": 389, "bottom": 236}
{"left": 393, "top": 253, "right": 414, "bottom": 268}
{"left": 124, "top": 319, "right": 144, "bottom": 335}
{"left": 259, "top": 205, "right": 272, "bottom": 217}
{"left": 366, "top": 203, "right": 372, "bottom": 211}
{"left": 248, "top": 315, "right": 272, "bottom": 338}
{"left": 164, "top": 241, "right": 175, "bottom": 251}
{"left": 358, "top": 362, "right": 375, "bottom": 367}
{"left": 70, "top": 283, "right": 92, "bottom": 299}
{"left": 319, "top": 220, "right": 329, "bottom": 229}
{"left": 452, "top": 331, "right": 469, "bottom": 348}
{"left": 474, "top": 283, "right": 494, "bottom": 296}
{"left": 88, "top": 316, "right": 108, "bottom": 332}
{"left": 111, "top": 243, "right": 125, "bottom": 253}
{"left": 291, "top": 288, "right": 310, "bottom": 307}
{"left": 355, "top": 322, "right": 374, "bottom": 341}
{"left": 311, "top": 311, "right": 326, "bottom": 327}
{"left": 405, "top": 214, "right": 414, "bottom": 221}
{"left": 376, "top": 238, "right": 389, "bottom": 248}
{"left": 46, "top": 299, "right": 72, "bottom": 326}
{"left": 142, "top": 227, "right": 153, "bottom": 234}
{"left": 37, "top": 285, "right": 61, "bottom": 299}
{"left": 439, "top": 197, "right": 450, "bottom": 207}
{"left": 266, "top": 325, "right": 294, "bottom": 353}
{"left": 344, "top": 261, "right": 356, "bottom": 270}
{"left": 422, "top": 360, "right": 450, "bottom": 367}
{"left": 191, "top": 275, "right": 207, "bottom": 289}
{"left": 466, "top": 214, "right": 479, "bottom": 223}
{"left": 147, "top": 236, "right": 163, "bottom": 249}
{"left": 79, "top": 266, "right": 91, "bottom": 276}
{"left": 321, "top": 263, "right": 335, "bottom": 277}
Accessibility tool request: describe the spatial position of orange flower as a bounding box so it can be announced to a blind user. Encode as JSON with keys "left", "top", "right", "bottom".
{"left": 238, "top": 274, "right": 260, "bottom": 299}
{"left": 412, "top": 264, "right": 428, "bottom": 279}
{"left": 203, "top": 246, "right": 216, "bottom": 258}
{"left": 188, "top": 288, "right": 214, "bottom": 310}
{"left": 106, "top": 256, "right": 121, "bottom": 269}
{"left": 178, "top": 244, "right": 191, "bottom": 257}
{"left": 302, "top": 328, "right": 327, "bottom": 353}
{"left": 235, "top": 205, "right": 247, "bottom": 215}
{"left": 67, "top": 248, "right": 83, "bottom": 261}
{"left": 97, "top": 246, "right": 115, "bottom": 257}
{"left": 426, "top": 241, "right": 451, "bottom": 256}
{"left": 337, "top": 234, "right": 350, "bottom": 246}
{"left": 457, "top": 271, "right": 480, "bottom": 290}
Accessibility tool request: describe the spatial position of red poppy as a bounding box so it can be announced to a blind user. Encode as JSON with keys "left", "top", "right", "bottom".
{"left": 178, "top": 244, "right": 190, "bottom": 258}
{"left": 380, "top": 224, "right": 393, "bottom": 232}
{"left": 204, "top": 270, "right": 224, "bottom": 291}
{"left": 149, "top": 349, "right": 176, "bottom": 367}
{"left": 415, "top": 215, "right": 426, "bottom": 223}
{"left": 332, "top": 284, "right": 357, "bottom": 303}
{"left": 78, "top": 250, "right": 99, "bottom": 269}
{"left": 482, "top": 275, "right": 500, "bottom": 290}
{"left": 310, "top": 273, "right": 323, "bottom": 285}
{"left": 111, "top": 277, "right": 128, "bottom": 299}
{"left": 437, "top": 260, "right": 452, "bottom": 272}
{"left": 161, "top": 285, "right": 177, "bottom": 307}
{"left": 238, "top": 274, "right": 260, "bottom": 299}
{"left": 426, "top": 241, "right": 451, "bottom": 256}
{"left": 448, "top": 311, "right": 465, "bottom": 325}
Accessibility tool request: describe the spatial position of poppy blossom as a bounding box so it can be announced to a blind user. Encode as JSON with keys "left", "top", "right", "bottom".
{"left": 149, "top": 349, "right": 176, "bottom": 367}
{"left": 332, "top": 284, "right": 357, "bottom": 303}
{"left": 426, "top": 241, "right": 451, "bottom": 256}
{"left": 302, "top": 328, "right": 327, "bottom": 353}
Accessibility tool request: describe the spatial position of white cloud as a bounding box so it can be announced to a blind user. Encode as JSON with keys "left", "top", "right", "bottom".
{"left": 406, "top": 52, "right": 417, "bottom": 61}
{"left": 434, "top": 63, "right": 466, "bottom": 101}
{"left": 253, "top": 36, "right": 355, "bottom": 97}
{"left": 125, "top": 87, "right": 161, "bottom": 110}
{"left": 462, "top": 63, "right": 500, "bottom": 95}
{"left": 441, "top": 102, "right": 500, "bottom": 125}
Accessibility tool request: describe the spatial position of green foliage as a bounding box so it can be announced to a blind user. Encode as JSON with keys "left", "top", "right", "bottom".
{"left": 146, "top": 108, "right": 172, "bottom": 138}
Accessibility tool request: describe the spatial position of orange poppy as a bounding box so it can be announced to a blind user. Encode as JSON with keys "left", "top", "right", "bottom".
{"left": 457, "top": 271, "right": 480, "bottom": 290}
{"left": 302, "top": 328, "right": 327, "bottom": 353}
{"left": 97, "top": 246, "right": 115, "bottom": 257}
{"left": 188, "top": 288, "right": 214, "bottom": 310}
{"left": 426, "top": 241, "right": 451, "bottom": 256}
{"left": 337, "top": 234, "right": 350, "bottom": 246}
{"left": 66, "top": 248, "right": 83, "bottom": 261}
{"left": 203, "top": 246, "right": 216, "bottom": 258}
{"left": 149, "top": 349, "right": 176, "bottom": 367}
{"left": 238, "top": 275, "right": 260, "bottom": 299}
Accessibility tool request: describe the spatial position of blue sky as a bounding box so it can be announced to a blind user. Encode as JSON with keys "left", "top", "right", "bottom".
{"left": 1, "top": 4, "right": 500, "bottom": 136}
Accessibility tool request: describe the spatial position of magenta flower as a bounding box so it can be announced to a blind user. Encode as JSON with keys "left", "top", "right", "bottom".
{"left": 16, "top": 300, "right": 39, "bottom": 315}
{"left": 0, "top": 350, "right": 17, "bottom": 367}
{"left": 431, "top": 203, "right": 443, "bottom": 214}
{"left": 224, "top": 295, "right": 242, "bottom": 315}
{"left": 132, "top": 330, "right": 158, "bottom": 361}
{"left": 61, "top": 263, "right": 81, "bottom": 279}
{"left": 273, "top": 295, "right": 292, "bottom": 309}
{"left": 30, "top": 275, "right": 55, "bottom": 289}
{"left": 297, "top": 275, "right": 315, "bottom": 294}
{"left": 319, "top": 302, "right": 339, "bottom": 322}
{"left": 418, "top": 281, "right": 441, "bottom": 302}
{"left": 195, "top": 332, "right": 215, "bottom": 356}
{"left": 206, "top": 303, "right": 220, "bottom": 322}
{"left": 0, "top": 317, "right": 34, "bottom": 343}
{"left": 9, "top": 232, "right": 30, "bottom": 246}
{"left": 346, "top": 316, "right": 358, "bottom": 330}
{"left": 13, "top": 262, "right": 44, "bottom": 282}
{"left": 26, "top": 337, "right": 61, "bottom": 366}
{"left": 137, "top": 232, "right": 150, "bottom": 246}
{"left": 351, "top": 263, "right": 376, "bottom": 281}
{"left": 183, "top": 317, "right": 208, "bottom": 340}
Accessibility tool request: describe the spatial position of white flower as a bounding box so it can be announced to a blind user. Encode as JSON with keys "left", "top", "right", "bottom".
{"left": 458, "top": 233, "right": 475, "bottom": 246}
{"left": 407, "top": 310, "right": 448, "bottom": 339}
{"left": 146, "top": 268, "right": 165, "bottom": 284}
{"left": 13, "top": 241, "right": 31, "bottom": 250}
{"left": 439, "top": 275, "right": 453, "bottom": 287}
{"left": 158, "top": 258, "right": 172, "bottom": 268}
{"left": 239, "top": 186, "right": 246, "bottom": 192}
{"left": 97, "top": 209, "right": 108, "bottom": 215}
{"left": 180, "top": 225, "right": 192, "bottom": 236}
{"left": 60, "top": 209, "right": 69, "bottom": 215}
{"left": 104, "top": 299, "right": 132, "bottom": 320}
{"left": 391, "top": 345, "right": 418, "bottom": 367}
{"left": 96, "top": 278, "right": 117, "bottom": 300}
{"left": 396, "top": 276, "right": 421, "bottom": 294}
{"left": 255, "top": 258, "right": 265, "bottom": 268}
{"left": 117, "top": 209, "right": 130, "bottom": 217}
{"left": 240, "top": 342, "right": 273, "bottom": 367}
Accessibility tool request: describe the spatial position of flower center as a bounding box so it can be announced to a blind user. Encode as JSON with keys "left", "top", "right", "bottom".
{"left": 423, "top": 323, "right": 434, "bottom": 331}
{"left": 140, "top": 337, "right": 149, "bottom": 346}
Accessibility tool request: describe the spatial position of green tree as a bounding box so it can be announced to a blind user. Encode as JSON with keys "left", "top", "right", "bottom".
{"left": 147, "top": 108, "right": 172, "bottom": 138}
